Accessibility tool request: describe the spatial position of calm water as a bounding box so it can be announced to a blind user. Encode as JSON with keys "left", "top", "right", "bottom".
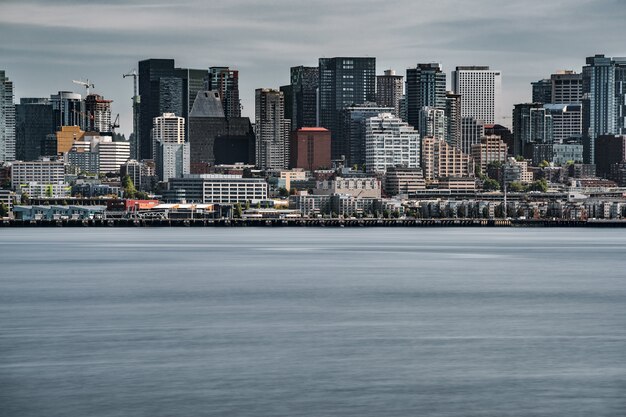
{"left": 1, "top": 228, "right": 625, "bottom": 416}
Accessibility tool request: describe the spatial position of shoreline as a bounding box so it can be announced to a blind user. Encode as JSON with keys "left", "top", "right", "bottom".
{"left": 2, "top": 218, "right": 626, "bottom": 228}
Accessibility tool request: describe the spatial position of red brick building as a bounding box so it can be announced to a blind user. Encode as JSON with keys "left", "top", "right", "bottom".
{"left": 289, "top": 128, "right": 331, "bottom": 171}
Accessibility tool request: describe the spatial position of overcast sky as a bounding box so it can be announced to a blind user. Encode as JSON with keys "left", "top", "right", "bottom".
{"left": 1, "top": 0, "right": 625, "bottom": 135}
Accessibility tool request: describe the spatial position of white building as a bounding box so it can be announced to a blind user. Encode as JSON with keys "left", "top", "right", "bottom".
{"left": 11, "top": 160, "right": 65, "bottom": 188}
{"left": 451, "top": 66, "right": 502, "bottom": 124}
{"left": 96, "top": 141, "right": 130, "bottom": 174}
{"left": 365, "top": 113, "right": 420, "bottom": 174}
{"left": 314, "top": 177, "right": 381, "bottom": 198}
{"left": 167, "top": 174, "right": 268, "bottom": 204}
{"left": 0, "top": 70, "right": 15, "bottom": 162}
{"left": 151, "top": 113, "right": 188, "bottom": 181}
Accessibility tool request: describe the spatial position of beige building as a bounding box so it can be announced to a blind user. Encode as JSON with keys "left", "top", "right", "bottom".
{"left": 421, "top": 137, "right": 474, "bottom": 182}
{"left": 471, "top": 135, "right": 508, "bottom": 174}
{"left": 384, "top": 167, "right": 425, "bottom": 196}
{"left": 314, "top": 177, "right": 381, "bottom": 199}
{"left": 56, "top": 126, "right": 85, "bottom": 154}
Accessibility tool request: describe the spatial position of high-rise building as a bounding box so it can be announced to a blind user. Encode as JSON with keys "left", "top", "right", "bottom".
{"left": 188, "top": 91, "right": 255, "bottom": 170}
{"left": 531, "top": 79, "right": 552, "bottom": 104}
{"left": 614, "top": 57, "right": 626, "bottom": 137}
{"left": 84, "top": 94, "right": 112, "bottom": 134}
{"left": 460, "top": 117, "right": 485, "bottom": 155}
{"left": 15, "top": 98, "right": 55, "bottom": 161}
{"left": 206, "top": 67, "right": 240, "bottom": 119}
{"left": 405, "top": 63, "right": 446, "bottom": 131}
{"left": 290, "top": 127, "right": 331, "bottom": 171}
{"left": 255, "top": 88, "right": 291, "bottom": 170}
{"left": 471, "top": 135, "right": 509, "bottom": 174}
{"left": 55, "top": 126, "right": 85, "bottom": 155}
{"left": 595, "top": 134, "right": 626, "bottom": 178}
{"left": 551, "top": 70, "right": 583, "bottom": 104}
{"left": 445, "top": 92, "right": 461, "bottom": 148}
{"left": 376, "top": 69, "right": 403, "bottom": 117}
{"left": 421, "top": 137, "right": 474, "bottom": 181}
{"left": 513, "top": 103, "right": 553, "bottom": 157}
{"left": 544, "top": 103, "right": 582, "bottom": 143}
{"left": 151, "top": 113, "right": 185, "bottom": 177}
{"left": 0, "top": 70, "right": 15, "bottom": 162}
{"left": 290, "top": 66, "right": 319, "bottom": 129}
{"left": 365, "top": 113, "right": 420, "bottom": 174}
{"left": 452, "top": 66, "right": 502, "bottom": 124}
{"left": 419, "top": 107, "right": 447, "bottom": 142}
{"left": 50, "top": 91, "right": 82, "bottom": 131}
{"left": 319, "top": 57, "right": 376, "bottom": 159}
{"left": 582, "top": 54, "right": 617, "bottom": 164}
{"left": 138, "top": 59, "right": 206, "bottom": 160}
{"left": 341, "top": 103, "right": 394, "bottom": 167}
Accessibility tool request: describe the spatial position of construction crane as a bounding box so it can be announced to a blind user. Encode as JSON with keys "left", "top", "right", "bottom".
{"left": 72, "top": 79, "right": 95, "bottom": 95}
{"left": 110, "top": 114, "right": 120, "bottom": 134}
{"left": 123, "top": 69, "right": 140, "bottom": 159}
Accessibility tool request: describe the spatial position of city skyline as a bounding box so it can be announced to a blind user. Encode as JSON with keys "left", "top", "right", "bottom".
{"left": 1, "top": 0, "right": 625, "bottom": 136}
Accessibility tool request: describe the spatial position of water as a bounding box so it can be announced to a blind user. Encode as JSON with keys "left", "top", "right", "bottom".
{"left": 1, "top": 228, "right": 625, "bottom": 416}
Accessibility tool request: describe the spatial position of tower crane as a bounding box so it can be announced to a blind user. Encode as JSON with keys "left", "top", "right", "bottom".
{"left": 123, "top": 69, "right": 140, "bottom": 159}
{"left": 72, "top": 79, "right": 95, "bottom": 95}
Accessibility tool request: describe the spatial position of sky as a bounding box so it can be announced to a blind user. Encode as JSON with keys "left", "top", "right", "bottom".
{"left": 1, "top": 0, "right": 625, "bottom": 136}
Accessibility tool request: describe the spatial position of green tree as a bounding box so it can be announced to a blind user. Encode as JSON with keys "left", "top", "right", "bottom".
{"left": 277, "top": 187, "right": 289, "bottom": 197}
{"left": 508, "top": 182, "right": 525, "bottom": 192}
{"left": 538, "top": 160, "right": 550, "bottom": 168}
{"left": 483, "top": 178, "right": 501, "bottom": 191}
{"left": 528, "top": 179, "right": 548, "bottom": 192}
{"left": 45, "top": 185, "right": 53, "bottom": 198}
{"left": 21, "top": 193, "right": 30, "bottom": 205}
{"left": 515, "top": 155, "right": 525, "bottom": 162}
{"left": 0, "top": 202, "right": 8, "bottom": 217}
{"left": 234, "top": 203, "right": 243, "bottom": 218}
{"left": 122, "top": 175, "right": 137, "bottom": 198}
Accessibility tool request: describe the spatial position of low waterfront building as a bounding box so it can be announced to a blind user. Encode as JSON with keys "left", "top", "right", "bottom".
{"left": 384, "top": 166, "right": 426, "bottom": 196}
{"left": 167, "top": 174, "right": 267, "bottom": 204}
{"left": 12, "top": 205, "right": 106, "bottom": 220}
{"left": 314, "top": 177, "right": 382, "bottom": 198}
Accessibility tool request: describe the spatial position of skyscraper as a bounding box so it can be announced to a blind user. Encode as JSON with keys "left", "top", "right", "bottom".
{"left": 319, "top": 57, "right": 376, "bottom": 159}
{"left": 376, "top": 69, "right": 403, "bottom": 117}
{"left": 207, "top": 67, "right": 240, "bottom": 119}
{"left": 405, "top": 63, "right": 446, "bottom": 131}
{"left": 15, "top": 98, "right": 56, "bottom": 161}
{"left": 255, "top": 88, "right": 291, "bottom": 170}
{"left": 0, "top": 70, "right": 15, "bottom": 162}
{"left": 445, "top": 92, "right": 461, "bottom": 148}
{"left": 452, "top": 66, "right": 502, "bottom": 124}
{"left": 152, "top": 113, "right": 189, "bottom": 181}
{"left": 290, "top": 66, "right": 319, "bottom": 129}
{"left": 513, "top": 103, "right": 553, "bottom": 157}
{"left": 460, "top": 117, "right": 485, "bottom": 155}
{"left": 49, "top": 91, "right": 82, "bottom": 130}
{"left": 551, "top": 70, "right": 583, "bottom": 104}
{"left": 582, "top": 55, "right": 617, "bottom": 164}
{"left": 531, "top": 79, "right": 552, "bottom": 104}
{"left": 138, "top": 59, "right": 206, "bottom": 160}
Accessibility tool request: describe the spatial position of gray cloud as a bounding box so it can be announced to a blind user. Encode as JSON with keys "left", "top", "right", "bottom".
{"left": 1, "top": 0, "right": 624, "bottom": 134}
